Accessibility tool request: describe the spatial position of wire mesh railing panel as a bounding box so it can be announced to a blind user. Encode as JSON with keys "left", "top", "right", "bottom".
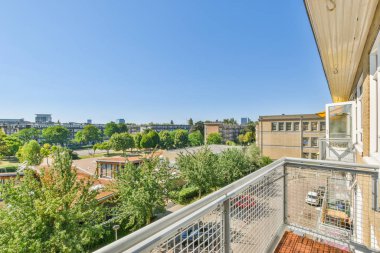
{"left": 150, "top": 205, "right": 224, "bottom": 253}
{"left": 285, "top": 166, "right": 353, "bottom": 243}
{"left": 352, "top": 173, "right": 380, "bottom": 251}
{"left": 229, "top": 167, "right": 284, "bottom": 253}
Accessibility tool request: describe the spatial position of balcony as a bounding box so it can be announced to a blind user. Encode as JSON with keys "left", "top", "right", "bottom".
{"left": 94, "top": 158, "right": 380, "bottom": 253}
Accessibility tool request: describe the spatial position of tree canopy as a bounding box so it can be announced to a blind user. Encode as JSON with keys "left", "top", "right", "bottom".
{"left": 104, "top": 122, "right": 129, "bottom": 138}
{"left": 16, "top": 140, "right": 42, "bottom": 165}
{"left": 140, "top": 130, "right": 159, "bottom": 149}
{"left": 15, "top": 128, "right": 40, "bottom": 144}
{"left": 109, "top": 132, "right": 134, "bottom": 155}
{"left": 82, "top": 124, "right": 102, "bottom": 144}
{"left": 206, "top": 132, "right": 223, "bottom": 144}
{"left": 173, "top": 129, "right": 188, "bottom": 148}
{"left": 159, "top": 130, "right": 173, "bottom": 150}
{"left": 188, "top": 130, "right": 203, "bottom": 147}
{"left": 0, "top": 147, "right": 106, "bottom": 252}
{"left": 42, "top": 126, "right": 70, "bottom": 145}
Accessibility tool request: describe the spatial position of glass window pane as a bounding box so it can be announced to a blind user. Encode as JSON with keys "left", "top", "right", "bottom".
{"left": 328, "top": 104, "right": 352, "bottom": 139}
{"left": 279, "top": 122, "right": 284, "bottom": 131}
{"left": 294, "top": 122, "right": 300, "bottom": 131}
{"left": 286, "top": 122, "right": 292, "bottom": 131}
{"left": 303, "top": 122, "right": 309, "bottom": 131}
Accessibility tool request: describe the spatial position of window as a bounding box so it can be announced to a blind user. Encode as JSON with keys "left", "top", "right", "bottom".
{"left": 100, "top": 163, "right": 112, "bottom": 178}
{"left": 303, "top": 122, "right": 309, "bottom": 131}
{"left": 320, "top": 122, "right": 326, "bottom": 131}
{"left": 302, "top": 152, "right": 309, "bottom": 159}
{"left": 311, "top": 153, "right": 318, "bottom": 159}
{"left": 303, "top": 137, "right": 309, "bottom": 146}
{"left": 311, "top": 122, "right": 318, "bottom": 131}
{"left": 271, "top": 122, "right": 277, "bottom": 131}
{"left": 279, "top": 122, "right": 284, "bottom": 131}
{"left": 311, "top": 137, "right": 318, "bottom": 147}
{"left": 286, "top": 122, "right": 292, "bottom": 131}
{"left": 294, "top": 122, "right": 300, "bottom": 131}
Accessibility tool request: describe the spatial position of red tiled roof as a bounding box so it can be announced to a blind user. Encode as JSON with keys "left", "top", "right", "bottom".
{"left": 275, "top": 231, "right": 350, "bottom": 253}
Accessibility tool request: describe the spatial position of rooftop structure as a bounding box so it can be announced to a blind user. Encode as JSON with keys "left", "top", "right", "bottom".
{"left": 35, "top": 114, "right": 52, "bottom": 123}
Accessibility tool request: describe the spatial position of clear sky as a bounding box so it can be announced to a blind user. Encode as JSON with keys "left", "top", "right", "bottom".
{"left": 0, "top": 1, "right": 331, "bottom": 124}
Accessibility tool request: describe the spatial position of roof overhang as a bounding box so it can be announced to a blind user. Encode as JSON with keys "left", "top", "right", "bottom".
{"left": 304, "top": 0, "right": 379, "bottom": 102}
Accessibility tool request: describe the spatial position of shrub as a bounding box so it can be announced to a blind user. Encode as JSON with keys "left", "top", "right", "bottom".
{"left": 178, "top": 186, "right": 200, "bottom": 204}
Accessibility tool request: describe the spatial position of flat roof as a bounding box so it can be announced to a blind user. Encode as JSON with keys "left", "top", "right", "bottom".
{"left": 259, "top": 114, "right": 324, "bottom": 121}
{"left": 96, "top": 156, "right": 143, "bottom": 164}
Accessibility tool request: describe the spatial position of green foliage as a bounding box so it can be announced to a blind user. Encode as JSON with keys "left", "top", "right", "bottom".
{"left": 133, "top": 133, "right": 142, "bottom": 149}
{"left": 244, "top": 144, "right": 272, "bottom": 169}
{"left": 113, "top": 157, "right": 172, "bottom": 231}
{"left": 14, "top": 128, "right": 40, "bottom": 144}
{"left": 109, "top": 132, "right": 134, "bottom": 155}
{"left": 96, "top": 141, "right": 111, "bottom": 155}
{"left": 190, "top": 121, "right": 204, "bottom": 136}
{"left": 188, "top": 118, "right": 194, "bottom": 126}
{"left": 0, "top": 147, "right": 106, "bottom": 252}
{"left": 176, "top": 147, "right": 219, "bottom": 197}
{"left": 1, "top": 135, "right": 22, "bottom": 157}
{"left": 17, "top": 140, "right": 42, "bottom": 165}
{"left": 159, "top": 130, "right": 174, "bottom": 150}
{"left": 225, "top": 140, "right": 236, "bottom": 146}
{"left": 173, "top": 129, "right": 189, "bottom": 148}
{"left": 140, "top": 130, "right": 159, "bottom": 149}
{"left": 177, "top": 186, "right": 200, "bottom": 204}
{"left": 238, "top": 132, "right": 254, "bottom": 145}
{"left": 42, "top": 125, "right": 70, "bottom": 145}
{"left": 74, "top": 130, "right": 85, "bottom": 144}
{"left": 104, "top": 122, "right": 129, "bottom": 138}
{"left": 222, "top": 118, "right": 237, "bottom": 125}
{"left": 188, "top": 130, "right": 203, "bottom": 147}
{"left": 40, "top": 143, "right": 52, "bottom": 166}
{"left": 206, "top": 132, "right": 222, "bottom": 144}
{"left": 82, "top": 124, "right": 102, "bottom": 144}
{"left": 218, "top": 148, "right": 251, "bottom": 185}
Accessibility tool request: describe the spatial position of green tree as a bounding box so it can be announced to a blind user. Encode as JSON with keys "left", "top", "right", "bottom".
{"left": 218, "top": 148, "right": 251, "bottom": 185}
{"left": 140, "top": 130, "right": 159, "bottom": 149}
{"left": 188, "top": 118, "right": 194, "bottom": 126}
{"left": 117, "top": 123, "right": 128, "bottom": 133}
{"left": 104, "top": 122, "right": 119, "bottom": 138}
{"left": 15, "top": 128, "right": 40, "bottom": 144}
{"left": 16, "top": 140, "right": 42, "bottom": 165}
{"left": 1, "top": 135, "right": 22, "bottom": 157}
{"left": 170, "top": 120, "right": 174, "bottom": 125}
{"left": 134, "top": 133, "right": 142, "bottom": 150}
{"left": 174, "top": 129, "right": 188, "bottom": 148}
{"left": 109, "top": 132, "right": 134, "bottom": 156}
{"left": 223, "top": 118, "right": 237, "bottom": 125}
{"left": 244, "top": 144, "right": 272, "bottom": 171}
{"left": 42, "top": 125, "right": 70, "bottom": 145}
{"left": 238, "top": 134, "right": 246, "bottom": 145}
{"left": 188, "top": 130, "right": 203, "bottom": 147}
{"left": 40, "top": 143, "right": 52, "bottom": 166}
{"left": 176, "top": 147, "right": 219, "bottom": 197}
{"left": 0, "top": 147, "right": 106, "bottom": 252}
{"left": 74, "top": 130, "right": 85, "bottom": 144}
{"left": 114, "top": 157, "right": 171, "bottom": 231}
{"left": 243, "top": 132, "right": 254, "bottom": 144}
{"left": 82, "top": 124, "right": 102, "bottom": 144}
{"left": 96, "top": 141, "right": 111, "bottom": 156}
{"left": 206, "top": 132, "right": 223, "bottom": 144}
{"left": 190, "top": 121, "right": 204, "bottom": 136}
{"left": 159, "top": 130, "right": 174, "bottom": 149}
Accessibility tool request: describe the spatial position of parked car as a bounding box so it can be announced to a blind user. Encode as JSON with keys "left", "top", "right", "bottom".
{"left": 305, "top": 191, "right": 321, "bottom": 206}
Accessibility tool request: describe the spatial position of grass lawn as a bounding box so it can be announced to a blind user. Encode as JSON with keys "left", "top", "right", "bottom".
{"left": 0, "top": 158, "right": 20, "bottom": 169}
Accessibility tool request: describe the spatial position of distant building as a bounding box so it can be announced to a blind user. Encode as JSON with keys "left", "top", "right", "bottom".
{"left": 96, "top": 156, "right": 143, "bottom": 179}
{"left": 256, "top": 114, "right": 325, "bottom": 160}
{"left": 140, "top": 124, "right": 190, "bottom": 133}
{"left": 0, "top": 119, "right": 31, "bottom": 135}
{"left": 35, "top": 114, "right": 52, "bottom": 123}
{"left": 116, "top": 119, "right": 125, "bottom": 124}
{"left": 204, "top": 122, "right": 244, "bottom": 143}
{"left": 87, "top": 119, "right": 92, "bottom": 124}
{"left": 241, "top": 117, "right": 252, "bottom": 125}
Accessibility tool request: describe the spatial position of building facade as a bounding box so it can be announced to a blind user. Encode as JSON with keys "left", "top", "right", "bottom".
{"left": 256, "top": 114, "right": 325, "bottom": 160}
{"left": 204, "top": 122, "right": 244, "bottom": 143}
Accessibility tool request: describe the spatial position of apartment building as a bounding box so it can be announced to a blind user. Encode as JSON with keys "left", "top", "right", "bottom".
{"left": 204, "top": 122, "right": 244, "bottom": 143}
{"left": 140, "top": 124, "right": 190, "bottom": 133}
{"left": 256, "top": 114, "right": 325, "bottom": 160}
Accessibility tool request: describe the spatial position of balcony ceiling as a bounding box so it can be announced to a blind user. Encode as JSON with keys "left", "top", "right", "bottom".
{"left": 304, "top": 0, "right": 378, "bottom": 102}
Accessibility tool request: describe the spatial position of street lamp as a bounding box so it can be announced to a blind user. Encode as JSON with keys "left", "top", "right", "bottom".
{"left": 112, "top": 224, "right": 120, "bottom": 241}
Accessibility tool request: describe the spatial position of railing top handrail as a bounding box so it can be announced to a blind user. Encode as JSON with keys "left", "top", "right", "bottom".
{"left": 94, "top": 157, "right": 380, "bottom": 253}
{"left": 319, "top": 138, "right": 352, "bottom": 141}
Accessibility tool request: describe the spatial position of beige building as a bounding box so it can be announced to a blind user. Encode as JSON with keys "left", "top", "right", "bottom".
{"left": 257, "top": 114, "right": 325, "bottom": 160}
{"left": 204, "top": 122, "right": 244, "bottom": 143}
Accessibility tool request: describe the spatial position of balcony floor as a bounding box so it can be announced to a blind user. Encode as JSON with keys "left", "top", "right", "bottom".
{"left": 274, "top": 231, "right": 349, "bottom": 253}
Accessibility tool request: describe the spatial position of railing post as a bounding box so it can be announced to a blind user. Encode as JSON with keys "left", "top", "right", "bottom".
{"left": 283, "top": 165, "right": 287, "bottom": 225}
{"left": 223, "top": 198, "right": 231, "bottom": 253}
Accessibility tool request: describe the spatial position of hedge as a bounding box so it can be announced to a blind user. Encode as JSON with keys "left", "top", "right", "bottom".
{"left": 177, "top": 186, "right": 200, "bottom": 204}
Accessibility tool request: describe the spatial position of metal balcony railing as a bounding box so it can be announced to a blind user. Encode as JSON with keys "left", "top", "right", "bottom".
{"left": 94, "top": 158, "right": 380, "bottom": 253}
{"left": 319, "top": 138, "right": 355, "bottom": 163}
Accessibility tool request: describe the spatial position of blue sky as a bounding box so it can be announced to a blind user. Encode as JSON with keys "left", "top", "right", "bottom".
{"left": 0, "top": 1, "right": 331, "bottom": 124}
